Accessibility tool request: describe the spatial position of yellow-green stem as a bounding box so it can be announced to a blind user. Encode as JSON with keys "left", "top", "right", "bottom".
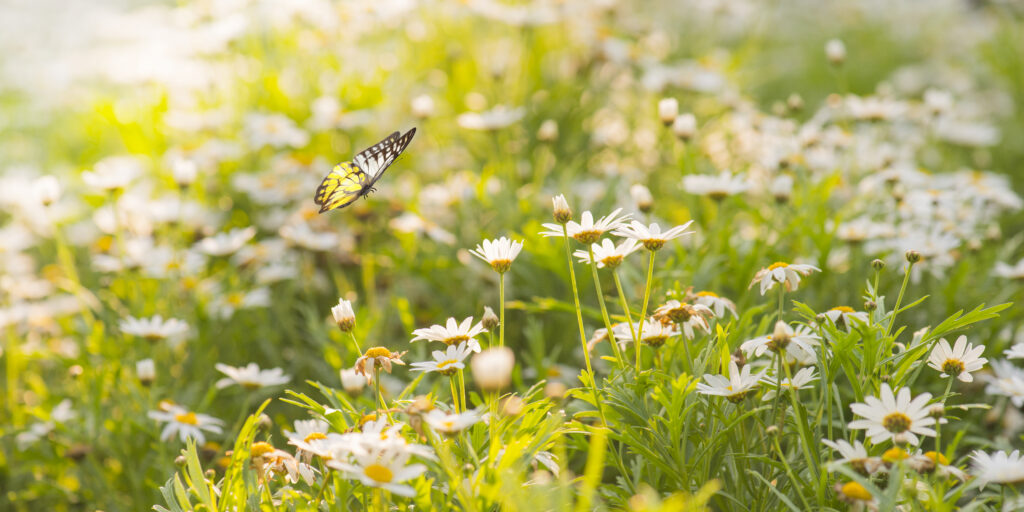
{"left": 884, "top": 261, "right": 915, "bottom": 340}
{"left": 635, "top": 250, "right": 657, "bottom": 369}
{"left": 498, "top": 272, "right": 505, "bottom": 347}
{"left": 587, "top": 246, "right": 625, "bottom": 368}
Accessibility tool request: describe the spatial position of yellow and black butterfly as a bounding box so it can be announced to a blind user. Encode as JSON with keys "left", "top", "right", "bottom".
{"left": 314, "top": 128, "right": 417, "bottom": 213}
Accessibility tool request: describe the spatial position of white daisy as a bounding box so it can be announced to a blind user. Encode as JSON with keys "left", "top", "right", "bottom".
{"left": 82, "top": 155, "right": 142, "bottom": 191}
{"left": 423, "top": 409, "right": 482, "bottom": 435}
{"left": 848, "top": 384, "right": 936, "bottom": 446}
{"left": 120, "top": 315, "right": 189, "bottom": 341}
{"left": 214, "top": 362, "right": 291, "bottom": 390}
{"left": 410, "top": 342, "right": 473, "bottom": 376}
{"left": 822, "top": 439, "right": 882, "bottom": 475}
{"left": 540, "top": 208, "right": 631, "bottom": 244}
{"left": 822, "top": 306, "right": 870, "bottom": 330}
{"left": 206, "top": 287, "right": 271, "bottom": 320}
{"left": 691, "top": 291, "right": 738, "bottom": 319}
{"left": 696, "top": 361, "right": 763, "bottom": 403}
{"left": 651, "top": 300, "right": 714, "bottom": 339}
{"left": 740, "top": 322, "right": 821, "bottom": 363}
{"left": 147, "top": 405, "right": 223, "bottom": 445}
{"left": 332, "top": 298, "right": 356, "bottom": 332}
{"left": 279, "top": 223, "right": 340, "bottom": 251}
{"left": 682, "top": 170, "right": 749, "bottom": 199}
{"left": 761, "top": 367, "right": 818, "bottom": 401}
{"left": 1005, "top": 343, "right": 1024, "bottom": 360}
{"left": 983, "top": 360, "right": 1024, "bottom": 407}
{"left": 612, "top": 318, "right": 680, "bottom": 348}
{"left": 195, "top": 227, "right": 257, "bottom": 256}
{"left": 284, "top": 419, "right": 330, "bottom": 463}
{"left": 970, "top": 450, "right": 1024, "bottom": 487}
{"left": 994, "top": 259, "right": 1024, "bottom": 280}
{"left": 926, "top": 335, "right": 987, "bottom": 383}
{"left": 410, "top": 317, "right": 486, "bottom": 352}
{"left": 469, "top": 237, "right": 523, "bottom": 273}
{"left": 749, "top": 261, "right": 821, "bottom": 295}
{"left": 573, "top": 238, "right": 641, "bottom": 268}
{"left": 613, "top": 220, "right": 694, "bottom": 251}
{"left": 328, "top": 446, "right": 427, "bottom": 497}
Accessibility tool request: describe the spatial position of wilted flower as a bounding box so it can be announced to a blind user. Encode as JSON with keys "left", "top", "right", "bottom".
{"left": 354, "top": 347, "right": 407, "bottom": 383}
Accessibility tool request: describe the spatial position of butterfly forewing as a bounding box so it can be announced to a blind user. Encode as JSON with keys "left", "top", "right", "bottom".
{"left": 353, "top": 128, "right": 416, "bottom": 181}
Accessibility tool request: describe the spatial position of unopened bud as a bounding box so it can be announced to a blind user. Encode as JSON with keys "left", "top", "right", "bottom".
{"left": 331, "top": 298, "right": 356, "bottom": 333}
{"left": 672, "top": 113, "right": 697, "bottom": 140}
{"left": 905, "top": 250, "right": 922, "bottom": 264}
{"left": 502, "top": 395, "right": 525, "bottom": 416}
{"left": 766, "top": 425, "right": 779, "bottom": 437}
{"left": 928, "top": 404, "right": 945, "bottom": 419}
{"left": 864, "top": 300, "right": 877, "bottom": 312}
{"left": 136, "top": 358, "right": 155, "bottom": 386}
{"left": 658, "top": 98, "right": 679, "bottom": 125}
{"left": 825, "top": 39, "right": 846, "bottom": 65}
{"left": 630, "top": 184, "right": 653, "bottom": 213}
{"left": 871, "top": 259, "right": 886, "bottom": 271}
{"left": 537, "top": 119, "right": 559, "bottom": 142}
{"left": 552, "top": 194, "right": 572, "bottom": 224}
{"left": 787, "top": 93, "right": 804, "bottom": 112}
{"left": 481, "top": 306, "right": 500, "bottom": 330}
{"left": 175, "top": 455, "right": 187, "bottom": 467}
{"left": 544, "top": 381, "right": 567, "bottom": 400}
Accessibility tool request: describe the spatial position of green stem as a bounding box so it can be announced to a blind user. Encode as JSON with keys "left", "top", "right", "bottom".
{"left": 450, "top": 377, "right": 461, "bottom": 413}
{"left": 560, "top": 226, "right": 605, "bottom": 425}
{"left": 612, "top": 270, "right": 638, "bottom": 346}
{"left": 884, "top": 262, "right": 914, "bottom": 340}
{"left": 458, "top": 369, "right": 468, "bottom": 413}
{"left": 348, "top": 332, "right": 361, "bottom": 357}
{"left": 588, "top": 246, "right": 624, "bottom": 367}
{"left": 781, "top": 361, "right": 820, "bottom": 479}
{"left": 498, "top": 272, "right": 506, "bottom": 347}
{"left": 636, "top": 251, "right": 657, "bottom": 369}
{"left": 936, "top": 378, "right": 953, "bottom": 454}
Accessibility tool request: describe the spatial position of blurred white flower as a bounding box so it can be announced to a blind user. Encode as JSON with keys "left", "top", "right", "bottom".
{"left": 970, "top": 450, "right": 1024, "bottom": 487}
{"left": 82, "top": 155, "right": 142, "bottom": 191}
{"left": 457, "top": 106, "right": 524, "bottom": 130}
{"left": 120, "top": 315, "right": 189, "bottom": 341}
{"left": 424, "top": 409, "right": 482, "bottom": 435}
{"left": 195, "top": 226, "right": 257, "bottom": 256}
{"left": 279, "top": 223, "right": 339, "bottom": 251}
{"left": 245, "top": 113, "right": 309, "bottom": 148}
{"left": 215, "top": 362, "right": 290, "bottom": 390}
{"left": 994, "top": 259, "right": 1024, "bottom": 280}
{"left": 410, "top": 94, "right": 435, "bottom": 118}
{"left": 825, "top": 38, "right": 846, "bottom": 64}
{"left": 471, "top": 347, "right": 514, "bottom": 390}
{"left": 682, "top": 170, "right": 749, "bottom": 199}
{"left": 147, "top": 405, "right": 223, "bottom": 444}
{"left": 657, "top": 97, "right": 678, "bottom": 125}
{"left": 613, "top": 220, "right": 694, "bottom": 251}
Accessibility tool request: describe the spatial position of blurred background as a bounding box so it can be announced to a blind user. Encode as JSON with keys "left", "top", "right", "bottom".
{"left": 1, "top": 0, "right": 1023, "bottom": 509}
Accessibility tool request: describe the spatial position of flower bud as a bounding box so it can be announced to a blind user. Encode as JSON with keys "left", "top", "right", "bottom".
{"left": 766, "top": 425, "right": 779, "bottom": 437}
{"left": 905, "top": 250, "right": 922, "bottom": 264}
{"left": 864, "top": 300, "right": 877, "bottom": 312}
{"left": 629, "top": 184, "right": 653, "bottom": 213}
{"left": 552, "top": 194, "right": 572, "bottom": 224}
{"left": 544, "top": 381, "right": 567, "bottom": 400}
{"left": 471, "top": 347, "right": 515, "bottom": 391}
{"left": 481, "top": 306, "right": 500, "bottom": 330}
{"left": 657, "top": 98, "right": 678, "bottom": 125}
{"left": 825, "top": 39, "right": 846, "bottom": 65}
{"left": 502, "top": 395, "right": 525, "bottom": 416}
{"left": 871, "top": 259, "right": 886, "bottom": 271}
{"left": 672, "top": 113, "right": 697, "bottom": 140}
{"left": 331, "top": 298, "right": 356, "bottom": 333}
{"left": 136, "top": 358, "right": 155, "bottom": 386}
{"left": 787, "top": 93, "right": 804, "bottom": 112}
{"left": 928, "top": 404, "right": 945, "bottom": 419}
{"left": 537, "top": 119, "right": 559, "bottom": 142}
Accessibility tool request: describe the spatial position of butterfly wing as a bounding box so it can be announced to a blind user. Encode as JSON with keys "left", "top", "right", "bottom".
{"left": 352, "top": 128, "right": 417, "bottom": 184}
{"left": 315, "top": 162, "right": 368, "bottom": 213}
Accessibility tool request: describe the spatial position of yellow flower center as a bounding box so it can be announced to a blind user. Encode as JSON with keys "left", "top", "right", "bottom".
{"left": 831, "top": 306, "right": 855, "bottom": 313}
{"left": 696, "top": 291, "right": 719, "bottom": 298}
{"left": 925, "top": 451, "right": 949, "bottom": 465}
{"left": 359, "top": 413, "right": 378, "bottom": 425}
{"left": 250, "top": 442, "right": 275, "bottom": 458}
{"left": 767, "top": 262, "right": 789, "bottom": 270}
{"left": 364, "top": 464, "right": 394, "bottom": 483}
{"left": 175, "top": 412, "right": 199, "bottom": 425}
{"left": 841, "top": 482, "right": 872, "bottom": 501}
{"left": 600, "top": 255, "right": 624, "bottom": 267}
{"left": 227, "top": 292, "right": 245, "bottom": 306}
{"left": 442, "top": 420, "right": 455, "bottom": 430}
{"left": 643, "top": 335, "right": 669, "bottom": 348}
{"left": 442, "top": 335, "right": 470, "bottom": 346}
{"left": 489, "top": 259, "right": 512, "bottom": 273}
{"left": 573, "top": 230, "right": 602, "bottom": 244}
{"left": 364, "top": 347, "right": 392, "bottom": 358}
{"left": 642, "top": 239, "right": 665, "bottom": 251}
{"left": 437, "top": 359, "right": 460, "bottom": 376}
{"left": 942, "top": 359, "right": 965, "bottom": 376}
{"left": 882, "top": 447, "right": 908, "bottom": 463}
{"left": 304, "top": 432, "right": 327, "bottom": 443}
{"left": 882, "top": 412, "right": 912, "bottom": 433}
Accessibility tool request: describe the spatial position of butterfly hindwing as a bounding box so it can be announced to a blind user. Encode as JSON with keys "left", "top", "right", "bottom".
{"left": 315, "top": 162, "right": 368, "bottom": 213}
{"left": 353, "top": 128, "right": 416, "bottom": 183}
{"left": 316, "top": 128, "right": 416, "bottom": 214}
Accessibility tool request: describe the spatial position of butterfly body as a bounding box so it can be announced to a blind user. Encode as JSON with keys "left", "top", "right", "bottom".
{"left": 314, "top": 128, "right": 416, "bottom": 213}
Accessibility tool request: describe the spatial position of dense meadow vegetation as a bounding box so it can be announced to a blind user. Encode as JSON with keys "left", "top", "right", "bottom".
{"left": 2, "top": 0, "right": 1024, "bottom": 510}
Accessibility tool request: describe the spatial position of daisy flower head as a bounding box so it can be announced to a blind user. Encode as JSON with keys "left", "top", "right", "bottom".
{"left": 285, "top": 419, "right": 330, "bottom": 463}
{"left": 195, "top": 226, "right": 257, "bottom": 256}
{"left": 613, "top": 220, "right": 694, "bottom": 251}
{"left": 250, "top": 441, "right": 316, "bottom": 486}
{"left": 410, "top": 317, "right": 486, "bottom": 353}
{"left": 410, "top": 342, "right": 473, "bottom": 376}
{"left": 82, "top": 155, "right": 142, "bottom": 191}
{"left": 740, "top": 322, "right": 821, "bottom": 362}
{"left": 214, "top": 363, "right": 291, "bottom": 390}
{"left": 690, "top": 290, "right": 738, "bottom": 318}
{"left": 750, "top": 261, "right": 821, "bottom": 296}
{"left": 926, "top": 335, "right": 987, "bottom": 382}
{"left": 652, "top": 300, "right": 714, "bottom": 339}
{"left": 573, "top": 238, "right": 641, "bottom": 269}
{"left": 696, "top": 361, "right": 762, "bottom": 403}
{"left": 328, "top": 446, "right": 427, "bottom": 497}
{"left": 682, "top": 170, "right": 749, "bottom": 200}
{"left": 614, "top": 318, "right": 680, "bottom": 348}
{"left": 423, "top": 409, "right": 482, "bottom": 435}
{"left": 970, "top": 450, "right": 1024, "bottom": 487}
{"left": 332, "top": 298, "right": 356, "bottom": 332}
{"left": 1004, "top": 343, "right": 1024, "bottom": 360}
{"left": 848, "top": 384, "right": 936, "bottom": 446}
{"left": 354, "top": 347, "right": 407, "bottom": 383}
{"left": 994, "top": 259, "right": 1024, "bottom": 280}
{"left": 822, "top": 306, "right": 869, "bottom": 331}
{"left": 822, "top": 439, "right": 882, "bottom": 475}
{"left": 147, "top": 404, "right": 223, "bottom": 445}
{"left": 540, "top": 208, "right": 631, "bottom": 244}
{"left": 761, "top": 367, "right": 818, "bottom": 401}
{"left": 469, "top": 237, "right": 523, "bottom": 273}
{"left": 984, "top": 360, "right": 1024, "bottom": 407}
{"left": 120, "top": 315, "right": 190, "bottom": 342}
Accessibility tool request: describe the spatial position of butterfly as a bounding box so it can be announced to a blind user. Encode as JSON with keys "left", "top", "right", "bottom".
{"left": 314, "top": 128, "right": 417, "bottom": 213}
